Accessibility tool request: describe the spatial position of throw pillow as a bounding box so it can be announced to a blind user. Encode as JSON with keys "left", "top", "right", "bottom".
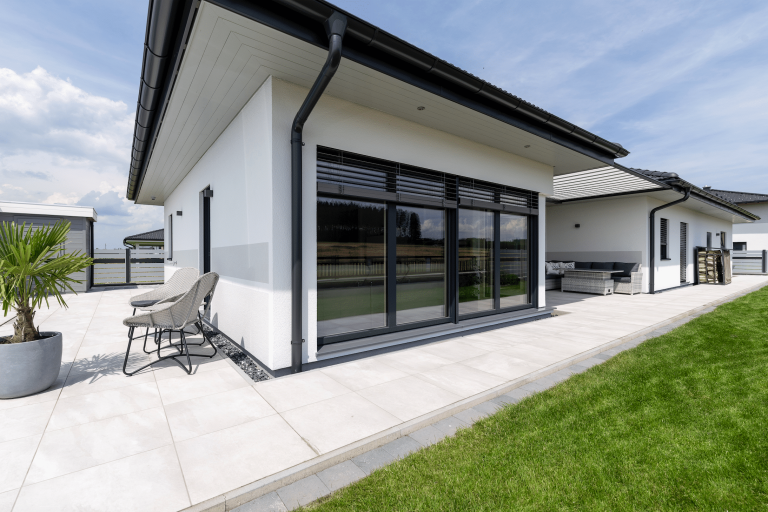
{"left": 545, "top": 262, "right": 558, "bottom": 275}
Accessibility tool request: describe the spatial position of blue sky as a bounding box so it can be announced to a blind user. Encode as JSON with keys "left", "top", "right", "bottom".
{"left": 0, "top": 0, "right": 766, "bottom": 248}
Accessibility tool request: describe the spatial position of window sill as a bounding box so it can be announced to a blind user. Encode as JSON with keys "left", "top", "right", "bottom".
{"left": 660, "top": 258, "right": 672, "bottom": 261}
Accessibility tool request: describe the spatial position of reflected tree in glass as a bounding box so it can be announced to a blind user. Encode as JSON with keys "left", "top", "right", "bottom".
{"left": 316, "top": 199, "right": 386, "bottom": 337}
{"left": 396, "top": 206, "right": 446, "bottom": 324}
{"left": 500, "top": 213, "right": 529, "bottom": 307}
{"left": 458, "top": 208, "right": 494, "bottom": 314}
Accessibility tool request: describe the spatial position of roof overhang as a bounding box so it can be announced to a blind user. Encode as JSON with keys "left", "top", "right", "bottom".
{"left": 128, "top": 0, "right": 630, "bottom": 204}
{"left": 551, "top": 165, "right": 667, "bottom": 202}
{"left": 0, "top": 201, "right": 97, "bottom": 222}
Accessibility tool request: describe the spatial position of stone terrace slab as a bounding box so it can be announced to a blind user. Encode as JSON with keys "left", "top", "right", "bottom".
{"left": 0, "top": 276, "right": 766, "bottom": 512}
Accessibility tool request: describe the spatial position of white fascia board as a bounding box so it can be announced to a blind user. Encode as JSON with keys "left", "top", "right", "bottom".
{"left": 0, "top": 201, "right": 97, "bottom": 221}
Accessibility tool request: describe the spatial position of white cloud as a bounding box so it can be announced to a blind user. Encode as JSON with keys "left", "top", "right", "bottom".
{"left": 0, "top": 66, "right": 162, "bottom": 248}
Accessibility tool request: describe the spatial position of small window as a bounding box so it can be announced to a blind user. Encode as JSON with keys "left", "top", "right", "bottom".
{"left": 720, "top": 231, "right": 727, "bottom": 248}
{"left": 167, "top": 214, "right": 173, "bottom": 260}
{"left": 660, "top": 218, "right": 669, "bottom": 260}
{"left": 733, "top": 242, "right": 747, "bottom": 251}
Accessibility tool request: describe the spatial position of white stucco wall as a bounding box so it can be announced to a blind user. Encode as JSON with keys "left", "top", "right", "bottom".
{"left": 164, "top": 75, "right": 554, "bottom": 371}
{"left": 733, "top": 202, "right": 768, "bottom": 251}
{"left": 546, "top": 195, "right": 734, "bottom": 293}
{"left": 164, "top": 77, "right": 276, "bottom": 368}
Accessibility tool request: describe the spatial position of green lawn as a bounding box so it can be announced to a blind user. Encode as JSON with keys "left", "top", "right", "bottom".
{"left": 305, "top": 285, "right": 768, "bottom": 511}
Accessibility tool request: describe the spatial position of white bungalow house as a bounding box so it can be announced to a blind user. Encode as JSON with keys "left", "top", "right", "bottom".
{"left": 545, "top": 167, "right": 759, "bottom": 293}
{"left": 125, "top": 0, "right": 637, "bottom": 375}
{"left": 707, "top": 189, "right": 768, "bottom": 252}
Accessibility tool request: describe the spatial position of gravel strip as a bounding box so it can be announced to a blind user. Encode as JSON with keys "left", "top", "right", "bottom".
{"left": 203, "top": 326, "right": 271, "bottom": 382}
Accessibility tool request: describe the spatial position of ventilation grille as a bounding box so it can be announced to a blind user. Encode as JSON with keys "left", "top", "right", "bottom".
{"left": 317, "top": 147, "right": 536, "bottom": 213}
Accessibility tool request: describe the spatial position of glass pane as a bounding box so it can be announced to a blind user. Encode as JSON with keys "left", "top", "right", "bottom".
{"left": 396, "top": 206, "right": 446, "bottom": 324}
{"left": 500, "top": 213, "right": 529, "bottom": 308}
{"left": 459, "top": 209, "right": 495, "bottom": 314}
{"left": 317, "top": 198, "right": 386, "bottom": 337}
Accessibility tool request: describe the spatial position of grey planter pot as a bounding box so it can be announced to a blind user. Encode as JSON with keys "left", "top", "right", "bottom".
{"left": 0, "top": 332, "right": 62, "bottom": 399}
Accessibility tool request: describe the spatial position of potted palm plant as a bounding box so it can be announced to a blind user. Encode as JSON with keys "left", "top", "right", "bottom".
{"left": 0, "top": 220, "right": 92, "bottom": 399}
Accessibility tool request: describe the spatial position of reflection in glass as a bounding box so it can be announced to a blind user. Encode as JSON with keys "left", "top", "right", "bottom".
{"left": 317, "top": 199, "right": 386, "bottom": 337}
{"left": 500, "top": 213, "right": 529, "bottom": 308}
{"left": 459, "top": 209, "right": 495, "bottom": 314}
{"left": 396, "top": 206, "right": 446, "bottom": 324}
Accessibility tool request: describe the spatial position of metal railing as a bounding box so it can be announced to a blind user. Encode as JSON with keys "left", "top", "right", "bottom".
{"left": 93, "top": 248, "right": 164, "bottom": 285}
{"left": 732, "top": 250, "right": 768, "bottom": 275}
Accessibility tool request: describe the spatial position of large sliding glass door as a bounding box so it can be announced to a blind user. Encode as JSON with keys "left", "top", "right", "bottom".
{"left": 317, "top": 199, "right": 387, "bottom": 338}
{"left": 396, "top": 206, "right": 447, "bottom": 324}
{"left": 458, "top": 209, "right": 494, "bottom": 314}
{"left": 316, "top": 146, "right": 536, "bottom": 345}
{"left": 500, "top": 213, "right": 529, "bottom": 308}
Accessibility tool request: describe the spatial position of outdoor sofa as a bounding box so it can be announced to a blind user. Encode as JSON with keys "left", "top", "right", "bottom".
{"left": 546, "top": 261, "right": 643, "bottom": 295}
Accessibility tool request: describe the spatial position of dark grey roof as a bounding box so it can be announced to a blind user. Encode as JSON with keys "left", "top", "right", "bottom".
{"left": 707, "top": 189, "right": 768, "bottom": 205}
{"left": 629, "top": 168, "right": 679, "bottom": 180}
{"left": 123, "top": 229, "right": 164, "bottom": 242}
{"left": 127, "top": 0, "right": 630, "bottom": 201}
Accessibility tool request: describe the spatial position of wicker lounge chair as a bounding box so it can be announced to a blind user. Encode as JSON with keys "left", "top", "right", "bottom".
{"left": 122, "top": 272, "right": 219, "bottom": 376}
{"left": 128, "top": 267, "right": 199, "bottom": 353}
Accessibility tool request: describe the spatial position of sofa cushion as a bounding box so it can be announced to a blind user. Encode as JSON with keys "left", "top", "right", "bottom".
{"left": 613, "top": 277, "right": 631, "bottom": 283}
{"left": 545, "top": 262, "right": 559, "bottom": 275}
{"left": 560, "top": 261, "right": 575, "bottom": 271}
{"left": 574, "top": 261, "right": 591, "bottom": 270}
{"left": 591, "top": 261, "right": 615, "bottom": 270}
{"left": 613, "top": 262, "right": 640, "bottom": 278}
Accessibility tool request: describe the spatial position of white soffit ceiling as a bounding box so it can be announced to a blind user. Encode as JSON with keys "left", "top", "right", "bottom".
{"left": 552, "top": 167, "right": 663, "bottom": 201}
{"left": 137, "top": 1, "right": 612, "bottom": 204}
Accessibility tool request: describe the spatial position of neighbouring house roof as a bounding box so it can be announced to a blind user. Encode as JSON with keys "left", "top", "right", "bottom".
{"left": 123, "top": 228, "right": 164, "bottom": 247}
{"left": 705, "top": 188, "right": 768, "bottom": 205}
{"left": 126, "top": 0, "right": 630, "bottom": 202}
{"left": 551, "top": 165, "right": 760, "bottom": 223}
{"left": 0, "top": 201, "right": 97, "bottom": 221}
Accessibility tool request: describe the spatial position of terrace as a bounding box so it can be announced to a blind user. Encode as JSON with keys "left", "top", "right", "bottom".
{"left": 1, "top": 275, "right": 766, "bottom": 511}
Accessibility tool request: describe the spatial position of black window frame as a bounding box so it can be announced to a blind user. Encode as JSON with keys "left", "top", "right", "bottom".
{"left": 167, "top": 214, "right": 173, "bottom": 261}
{"left": 316, "top": 147, "right": 538, "bottom": 347}
{"left": 660, "top": 217, "right": 669, "bottom": 260}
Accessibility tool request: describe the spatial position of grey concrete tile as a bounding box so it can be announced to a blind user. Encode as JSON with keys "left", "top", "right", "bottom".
{"left": 472, "top": 400, "right": 503, "bottom": 417}
{"left": 232, "top": 491, "right": 288, "bottom": 512}
{"left": 351, "top": 447, "right": 396, "bottom": 476}
{"left": 593, "top": 352, "right": 612, "bottom": 361}
{"left": 491, "top": 394, "right": 518, "bottom": 407}
{"left": 519, "top": 381, "right": 546, "bottom": 393}
{"left": 316, "top": 460, "right": 366, "bottom": 492}
{"left": 409, "top": 425, "right": 446, "bottom": 448}
{"left": 506, "top": 386, "right": 535, "bottom": 401}
{"left": 276, "top": 475, "right": 330, "bottom": 510}
{"left": 381, "top": 436, "right": 422, "bottom": 459}
{"left": 568, "top": 364, "right": 589, "bottom": 374}
{"left": 578, "top": 357, "right": 604, "bottom": 368}
{"left": 453, "top": 407, "right": 486, "bottom": 425}
{"left": 432, "top": 416, "right": 469, "bottom": 437}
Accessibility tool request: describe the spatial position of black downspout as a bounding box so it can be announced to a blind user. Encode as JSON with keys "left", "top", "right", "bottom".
{"left": 291, "top": 12, "right": 348, "bottom": 374}
{"left": 649, "top": 187, "right": 691, "bottom": 294}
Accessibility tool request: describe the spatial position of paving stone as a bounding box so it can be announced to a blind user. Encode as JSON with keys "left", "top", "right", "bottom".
{"left": 351, "top": 447, "right": 397, "bottom": 475}
{"left": 472, "top": 400, "right": 502, "bottom": 417}
{"left": 578, "top": 357, "right": 604, "bottom": 368}
{"left": 491, "top": 394, "right": 518, "bottom": 407}
{"left": 432, "top": 416, "right": 469, "bottom": 437}
{"left": 276, "top": 475, "right": 330, "bottom": 511}
{"left": 381, "top": 436, "right": 423, "bottom": 459}
{"left": 232, "top": 491, "right": 287, "bottom": 512}
{"left": 409, "top": 425, "right": 446, "bottom": 448}
{"left": 507, "top": 386, "right": 536, "bottom": 400}
{"left": 520, "top": 380, "right": 547, "bottom": 392}
{"left": 569, "top": 364, "right": 589, "bottom": 374}
{"left": 316, "top": 460, "right": 366, "bottom": 492}
{"left": 594, "top": 352, "right": 612, "bottom": 361}
{"left": 453, "top": 407, "right": 487, "bottom": 425}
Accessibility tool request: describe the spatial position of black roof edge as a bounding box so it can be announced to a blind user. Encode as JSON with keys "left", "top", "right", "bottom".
{"left": 661, "top": 178, "right": 759, "bottom": 222}
{"left": 127, "top": 0, "right": 629, "bottom": 201}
